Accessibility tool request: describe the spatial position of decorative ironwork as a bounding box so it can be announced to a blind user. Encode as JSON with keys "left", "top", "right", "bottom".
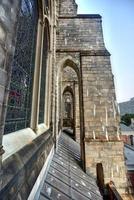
{"left": 4, "top": 0, "right": 38, "bottom": 134}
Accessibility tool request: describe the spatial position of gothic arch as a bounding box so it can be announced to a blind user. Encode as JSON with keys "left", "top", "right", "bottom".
{"left": 57, "top": 56, "right": 80, "bottom": 79}
{"left": 56, "top": 56, "right": 85, "bottom": 169}
{"left": 63, "top": 85, "right": 74, "bottom": 97}
{"left": 31, "top": 0, "right": 51, "bottom": 131}
{"left": 62, "top": 86, "right": 76, "bottom": 136}
{"left": 57, "top": 57, "right": 80, "bottom": 125}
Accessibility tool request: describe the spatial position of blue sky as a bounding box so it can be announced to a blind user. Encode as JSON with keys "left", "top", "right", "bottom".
{"left": 76, "top": 0, "right": 134, "bottom": 103}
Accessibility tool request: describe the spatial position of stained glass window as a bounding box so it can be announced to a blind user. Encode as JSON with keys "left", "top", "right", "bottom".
{"left": 38, "top": 25, "right": 49, "bottom": 124}
{"left": 4, "top": 0, "right": 38, "bottom": 134}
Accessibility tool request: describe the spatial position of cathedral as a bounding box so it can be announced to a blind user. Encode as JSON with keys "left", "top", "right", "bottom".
{"left": 0, "top": 0, "right": 133, "bottom": 199}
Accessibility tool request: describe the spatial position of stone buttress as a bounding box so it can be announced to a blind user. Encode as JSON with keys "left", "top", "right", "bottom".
{"left": 57, "top": 0, "right": 129, "bottom": 195}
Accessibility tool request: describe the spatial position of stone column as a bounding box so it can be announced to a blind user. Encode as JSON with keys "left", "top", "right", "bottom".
{"left": 52, "top": 0, "right": 57, "bottom": 144}
{"left": 31, "top": 19, "right": 44, "bottom": 131}
{"left": 75, "top": 83, "right": 80, "bottom": 143}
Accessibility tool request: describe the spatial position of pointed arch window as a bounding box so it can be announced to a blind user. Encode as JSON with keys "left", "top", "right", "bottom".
{"left": 4, "top": 0, "right": 38, "bottom": 134}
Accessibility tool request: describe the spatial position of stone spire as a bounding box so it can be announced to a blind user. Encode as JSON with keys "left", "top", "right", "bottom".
{"left": 59, "top": 0, "right": 78, "bottom": 16}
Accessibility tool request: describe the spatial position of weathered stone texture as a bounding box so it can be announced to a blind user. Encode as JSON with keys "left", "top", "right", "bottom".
{"left": 0, "top": 0, "right": 130, "bottom": 198}
{"left": 85, "top": 141, "right": 128, "bottom": 194}
{"left": 81, "top": 55, "right": 119, "bottom": 139}
{"left": 0, "top": 0, "right": 20, "bottom": 136}
{"left": 59, "top": 0, "right": 77, "bottom": 16}
{"left": 0, "top": 0, "right": 57, "bottom": 198}
{"left": 56, "top": 0, "right": 128, "bottom": 195}
{"left": 75, "top": 84, "right": 80, "bottom": 142}
{"left": 0, "top": 0, "right": 20, "bottom": 190}
{"left": 57, "top": 17, "right": 105, "bottom": 51}
{"left": 56, "top": 51, "right": 80, "bottom": 67}
{"left": 0, "top": 130, "right": 53, "bottom": 200}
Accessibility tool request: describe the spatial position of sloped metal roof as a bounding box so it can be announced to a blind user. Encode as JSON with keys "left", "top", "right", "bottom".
{"left": 120, "top": 124, "right": 133, "bottom": 132}
{"left": 124, "top": 144, "right": 134, "bottom": 171}
{"left": 39, "top": 132, "right": 103, "bottom": 200}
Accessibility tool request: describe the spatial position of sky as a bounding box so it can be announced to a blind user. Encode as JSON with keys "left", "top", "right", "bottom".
{"left": 75, "top": 0, "right": 134, "bottom": 103}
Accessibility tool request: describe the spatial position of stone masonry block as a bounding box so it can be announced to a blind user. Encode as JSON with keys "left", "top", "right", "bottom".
{"left": 85, "top": 140, "right": 128, "bottom": 194}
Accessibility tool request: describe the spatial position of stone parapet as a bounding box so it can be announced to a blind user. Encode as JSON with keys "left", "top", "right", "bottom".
{"left": 85, "top": 140, "right": 129, "bottom": 195}
{"left": 0, "top": 129, "right": 54, "bottom": 200}
{"left": 56, "top": 49, "right": 111, "bottom": 56}
{"left": 59, "top": 14, "right": 101, "bottom": 19}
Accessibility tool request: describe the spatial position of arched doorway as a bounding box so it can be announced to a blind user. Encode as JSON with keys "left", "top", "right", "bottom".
{"left": 63, "top": 91, "right": 74, "bottom": 127}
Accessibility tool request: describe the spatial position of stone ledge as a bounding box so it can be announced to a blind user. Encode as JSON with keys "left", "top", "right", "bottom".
{"left": 59, "top": 14, "right": 102, "bottom": 19}
{"left": 28, "top": 146, "right": 54, "bottom": 200}
{"left": 56, "top": 49, "right": 110, "bottom": 56}
{"left": 3, "top": 125, "right": 49, "bottom": 160}
{"left": 85, "top": 140, "right": 128, "bottom": 195}
{"left": 80, "top": 49, "right": 110, "bottom": 56}
{"left": 85, "top": 137, "right": 123, "bottom": 143}
{"left": 0, "top": 129, "right": 54, "bottom": 200}
{"left": 3, "top": 128, "right": 36, "bottom": 160}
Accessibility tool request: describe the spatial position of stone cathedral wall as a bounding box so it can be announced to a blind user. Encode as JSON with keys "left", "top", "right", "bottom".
{"left": 0, "top": 0, "right": 20, "bottom": 191}
{"left": 0, "top": 0, "right": 132, "bottom": 198}
{"left": 0, "top": 0, "right": 57, "bottom": 199}
{"left": 57, "top": 16, "right": 105, "bottom": 51}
